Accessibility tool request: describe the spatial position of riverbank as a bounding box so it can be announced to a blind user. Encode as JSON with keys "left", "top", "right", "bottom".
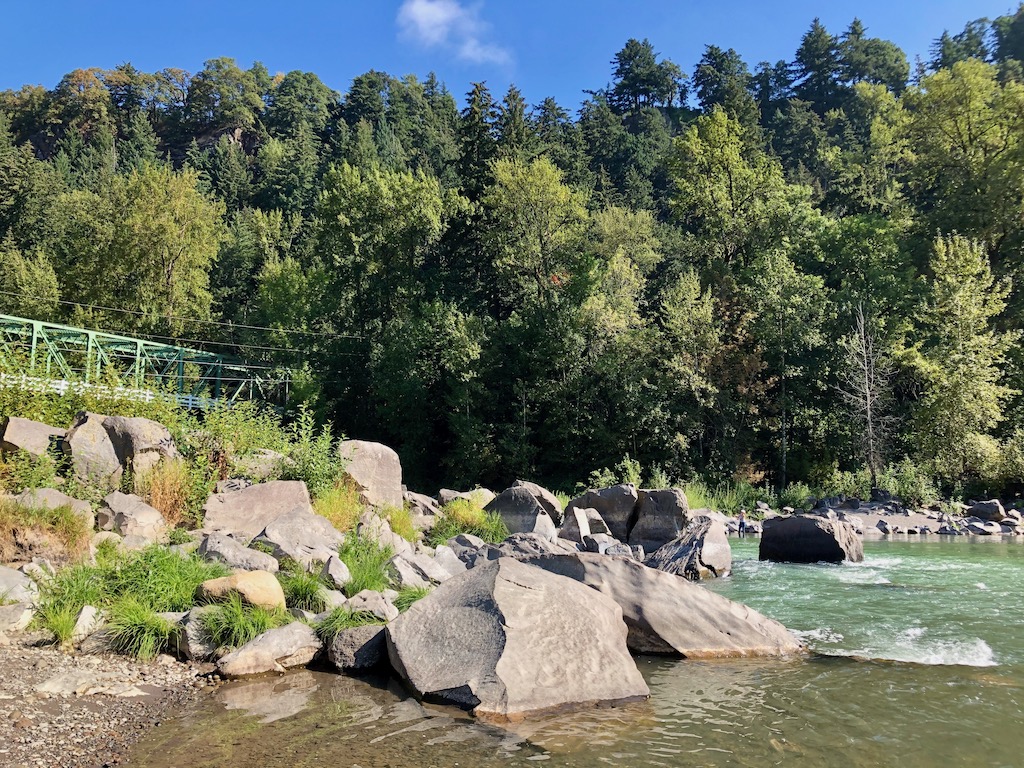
{"left": 0, "top": 632, "right": 214, "bottom": 768}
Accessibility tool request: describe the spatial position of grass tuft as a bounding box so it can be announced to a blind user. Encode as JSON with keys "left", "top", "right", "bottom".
{"left": 394, "top": 585, "right": 431, "bottom": 613}
{"left": 0, "top": 500, "right": 90, "bottom": 563}
{"left": 313, "top": 481, "right": 364, "bottom": 533}
{"left": 277, "top": 565, "right": 329, "bottom": 613}
{"left": 383, "top": 504, "right": 419, "bottom": 543}
{"left": 105, "top": 597, "right": 176, "bottom": 660}
{"left": 313, "top": 607, "right": 384, "bottom": 643}
{"left": 427, "top": 498, "right": 508, "bottom": 546}
{"left": 337, "top": 535, "right": 393, "bottom": 597}
{"left": 200, "top": 593, "right": 291, "bottom": 649}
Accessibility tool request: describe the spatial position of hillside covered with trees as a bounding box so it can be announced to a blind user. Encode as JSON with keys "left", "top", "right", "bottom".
{"left": 3, "top": 9, "right": 1024, "bottom": 497}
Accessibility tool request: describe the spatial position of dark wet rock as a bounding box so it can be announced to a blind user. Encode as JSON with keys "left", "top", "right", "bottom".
{"left": 644, "top": 516, "right": 731, "bottom": 580}
{"left": 629, "top": 489, "right": 689, "bottom": 552}
{"left": 385, "top": 557, "right": 649, "bottom": 720}
{"left": 759, "top": 515, "right": 863, "bottom": 564}
{"left": 327, "top": 625, "right": 387, "bottom": 671}
{"left": 566, "top": 485, "right": 639, "bottom": 542}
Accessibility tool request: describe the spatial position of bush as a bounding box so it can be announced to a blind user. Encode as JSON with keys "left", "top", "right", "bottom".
{"left": 394, "top": 585, "right": 430, "bottom": 612}
{"left": 337, "top": 534, "right": 393, "bottom": 597}
{"left": 195, "top": 401, "right": 288, "bottom": 459}
{"left": 313, "top": 607, "right": 383, "bottom": 643}
{"left": 200, "top": 593, "right": 291, "bottom": 649}
{"left": 426, "top": 499, "right": 508, "bottom": 546}
{"left": 584, "top": 454, "right": 643, "bottom": 491}
{"left": 277, "top": 566, "right": 329, "bottom": 613}
{"left": 139, "top": 460, "right": 192, "bottom": 528}
{"left": 877, "top": 459, "right": 939, "bottom": 508}
{"left": 0, "top": 451, "right": 59, "bottom": 494}
{"left": 778, "top": 482, "right": 814, "bottom": 510}
{"left": 314, "top": 482, "right": 364, "bottom": 533}
{"left": 105, "top": 597, "right": 176, "bottom": 660}
{"left": 281, "top": 404, "right": 344, "bottom": 500}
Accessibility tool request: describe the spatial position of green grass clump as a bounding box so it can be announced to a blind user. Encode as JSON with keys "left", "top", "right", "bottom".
{"left": 337, "top": 535, "right": 393, "bottom": 597}
{"left": 277, "top": 566, "right": 329, "bottom": 613}
{"left": 105, "top": 597, "right": 176, "bottom": 660}
{"left": 383, "top": 504, "right": 419, "bottom": 543}
{"left": 166, "top": 526, "right": 194, "bottom": 545}
{"left": 200, "top": 593, "right": 292, "bottom": 649}
{"left": 35, "top": 562, "right": 107, "bottom": 643}
{"left": 426, "top": 498, "right": 508, "bottom": 546}
{"left": 0, "top": 500, "right": 90, "bottom": 563}
{"left": 314, "top": 607, "right": 384, "bottom": 643}
{"left": 394, "top": 586, "right": 431, "bottom": 613}
{"left": 314, "top": 482, "right": 364, "bottom": 533}
{"left": 0, "top": 451, "right": 59, "bottom": 494}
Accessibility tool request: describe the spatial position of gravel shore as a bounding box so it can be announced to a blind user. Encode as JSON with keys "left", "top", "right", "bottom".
{"left": 0, "top": 632, "right": 215, "bottom": 768}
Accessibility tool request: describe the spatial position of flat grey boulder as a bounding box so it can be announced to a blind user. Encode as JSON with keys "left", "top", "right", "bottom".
{"left": 760, "top": 515, "right": 864, "bottom": 564}
{"left": 348, "top": 589, "right": 400, "bottom": 623}
{"left": 62, "top": 412, "right": 122, "bottom": 489}
{"left": 0, "top": 565, "right": 37, "bottom": 604}
{"left": 644, "top": 516, "right": 731, "bottom": 580}
{"left": 0, "top": 603, "right": 34, "bottom": 631}
{"left": 327, "top": 625, "right": 387, "bottom": 671}
{"left": 251, "top": 508, "right": 344, "bottom": 568}
{"left": 339, "top": 440, "right": 403, "bottom": 509}
{"left": 485, "top": 487, "right": 556, "bottom": 536}
{"left": 521, "top": 553, "right": 803, "bottom": 658}
{"left": 321, "top": 556, "right": 351, "bottom": 590}
{"left": 1, "top": 417, "right": 64, "bottom": 457}
{"left": 355, "top": 511, "right": 413, "bottom": 557}
{"left": 102, "top": 492, "right": 166, "bottom": 542}
{"left": 217, "top": 621, "right": 322, "bottom": 677}
{"left": 386, "top": 557, "right": 649, "bottom": 721}
{"left": 511, "top": 480, "right": 564, "bottom": 525}
{"left": 198, "top": 532, "right": 279, "bottom": 572}
{"left": 629, "top": 489, "right": 689, "bottom": 552}
{"left": 103, "top": 415, "right": 178, "bottom": 476}
{"left": 15, "top": 488, "right": 94, "bottom": 530}
{"left": 432, "top": 545, "right": 468, "bottom": 577}
{"left": 388, "top": 551, "right": 451, "bottom": 588}
{"left": 438, "top": 488, "right": 496, "bottom": 507}
{"left": 567, "top": 485, "right": 639, "bottom": 542}
{"left": 202, "top": 480, "right": 313, "bottom": 542}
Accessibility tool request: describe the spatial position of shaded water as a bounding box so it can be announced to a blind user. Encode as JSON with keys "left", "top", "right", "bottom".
{"left": 127, "top": 539, "right": 1024, "bottom": 767}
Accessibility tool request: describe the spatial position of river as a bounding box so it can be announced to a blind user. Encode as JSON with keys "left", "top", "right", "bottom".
{"left": 126, "top": 538, "right": 1024, "bottom": 767}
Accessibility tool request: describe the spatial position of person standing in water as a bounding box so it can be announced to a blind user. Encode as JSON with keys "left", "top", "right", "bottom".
{"left": 737, "top": 509, "right": 747, "bottom": 537}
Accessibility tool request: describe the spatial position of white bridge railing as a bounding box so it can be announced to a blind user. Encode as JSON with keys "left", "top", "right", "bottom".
{"left": 0, "top": 373, "right": 218, "bottom": 410}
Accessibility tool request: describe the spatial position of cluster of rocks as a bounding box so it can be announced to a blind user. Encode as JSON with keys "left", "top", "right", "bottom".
{"left": 2, "top": 412, "right": 811, "bottom": 722}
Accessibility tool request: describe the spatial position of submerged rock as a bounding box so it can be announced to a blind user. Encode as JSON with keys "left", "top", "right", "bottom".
{"left": 217, "top": 622, "right": 322, "bottom": 678}
{"left": 759, "top": 515, "right": 863, "bottom": 564}
{"left": 386, "top": 557, "right": 649, "bottom": 721}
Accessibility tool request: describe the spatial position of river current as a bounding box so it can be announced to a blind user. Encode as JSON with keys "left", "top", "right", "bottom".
{"left": 127, "top": 538, "right": 1024, "bottom": 767}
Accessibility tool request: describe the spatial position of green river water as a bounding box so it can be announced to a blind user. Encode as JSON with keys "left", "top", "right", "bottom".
{"left": 127, "top": 538, "right": 1024, "bottom": 767}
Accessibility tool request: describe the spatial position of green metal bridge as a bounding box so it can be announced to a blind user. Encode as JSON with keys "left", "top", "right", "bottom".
{"left": 0, "top": 314, "right": 289, "bottom": 409}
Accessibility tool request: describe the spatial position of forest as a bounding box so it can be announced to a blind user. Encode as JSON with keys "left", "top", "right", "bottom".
{"left": 2, "top": 9, "right": 1024, "bottom": 498}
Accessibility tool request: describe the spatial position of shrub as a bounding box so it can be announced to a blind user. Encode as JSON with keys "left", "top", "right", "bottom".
{"left": 139, "top": 460, "right": 191, "bottom": 527}
{"left": 196, "top": 401, "right": 287, "bottom": 459}
{"left": 778, "top": 482, "right": 814, "bottom": 510}
{"left": 877, "top": 459, "right": 939, "bottom": 508}
{"left": 394, "top": 586, "right": 431, "bottom": 612}
{"left": 337, "top": 534, "right": 393, "bottom": 597}
{"left": 313, "top": 607, "right": 383, "bottom": 643}
{"left": 427, "top": 498, "right": 508, "bottom": 546}
{"left": 314, "top": 482, "right": 364, "bottom": 533}
{"left": 0, "top": 451, "right": 59, "bottom": 494}
{"left": 281, "top": 404, "right": 343, "bottom": 499}
{"left": 105, "top": 597, "right": 176, "bottom": 660}
{"left": 277, "top": 566, "right": 329, "bottom": 613}
{"left": 200, "top": 593, "right": 291, "bottom": 649}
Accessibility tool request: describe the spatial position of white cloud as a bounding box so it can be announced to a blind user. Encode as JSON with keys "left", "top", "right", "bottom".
{"left": 397, "top": 0, "right": 511, "bottom": 65}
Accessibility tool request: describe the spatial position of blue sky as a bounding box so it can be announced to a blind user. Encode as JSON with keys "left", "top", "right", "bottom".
{"left": 0, "top": 1, "right": 1015, "bottom": 108}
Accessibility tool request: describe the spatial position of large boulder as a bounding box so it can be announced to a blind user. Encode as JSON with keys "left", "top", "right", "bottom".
{"left": 217, "top": 621, "right": 322, "bottom": 677}
{"left": 521, "top": 553, "right": 803, "bottom": 658}
{"left": 355, "top": 511, "right": 413, "bottom": 557}
{"left": 386, "top": 557, "right": 649, "bottom": 721}
{"left": 969, "top": 500, "right": 1006, "bottom": 523}
{"left": 202, "top": 481, "right": 313, "bottom": 542}
{"left": 0, "top": 565, "right": 37, "bottom": 604}
{"left": 1, "top": 417, "right": 64, "bottom": 457}
{"left": 251, "top": 508, "right": 344, "bottom": 568}
{"left": 485, "top": 487, "right": 557, "bottom": 537}
{"left": 15, "top": 488, "right": 94, "bottom": 531}
{"left": 197, "top": 571, "right": 286, "bottom": 610}
{"left": 629, "top": 489, "right": 689, "bottom": 552}
{"left": 198, "top": 532, "right": 279, "bottom": 573}
{"left": 438, "top": 488, "right": 496, "bottom": 507}
{"left": 566, "top": 485, "right": 639, "bottom": 542}
{"left": 759, "top": 515, "right": 864, "bottom": 564}
{"left": 327, "top": 625, "right": 387, "bottom": 671}
{"left": 644, "top": 516, "right": 731, "bottom": 580}
{"left": 511, "top": 480, "right": 564, "bottom": 526}
{"left": 102, "top": 415, "right": 178, "bottom": 476}
{"left": 101, "top": 492, "right": 166, "bottom": 542}
{"left": 62, "top": 412, "right": 122, "bottom": 489}
{"left": 339, "top": 440, "right": 403, "bottom": 509}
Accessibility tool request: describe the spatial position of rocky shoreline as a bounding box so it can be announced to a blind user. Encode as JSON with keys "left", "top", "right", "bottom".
{"left": 0, "top": 632, "right": 215, "bottom": 768}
